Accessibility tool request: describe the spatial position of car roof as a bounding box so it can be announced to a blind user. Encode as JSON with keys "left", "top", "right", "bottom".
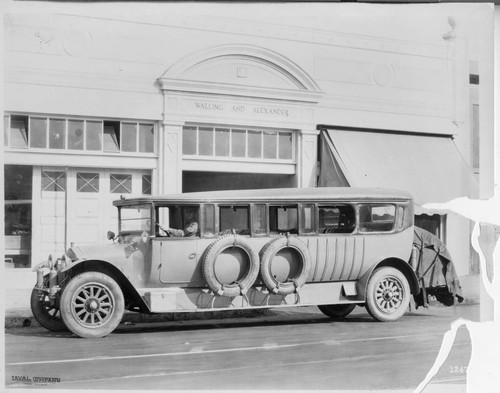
{"left": 113, "top": 187, "right": 413, "bottom": 206}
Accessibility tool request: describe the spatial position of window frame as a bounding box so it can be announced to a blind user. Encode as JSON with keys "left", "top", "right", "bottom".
{"left": 358, "top": 203, "right": 397, "bottom": 233}
{"left": 4, "top": 114, "right": 156, "bottom": 156}
{"left": 182, "top": 123, "right": 296, "bottom": 163}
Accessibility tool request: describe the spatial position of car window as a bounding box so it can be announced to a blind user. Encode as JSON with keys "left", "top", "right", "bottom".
{"left": 359, "top": 204, "right": 396, "bottom": 232}
{"left": 269, "top": 205, "right": 298, "bottom": 234}
{"left": 219, "top": 205, "right": 250, "bottom": 235}
{"left": 120, "top": 204, "right": 151, "bottom": 232}
{"left": 318, "top": 205, "right": 355, "bottom": 234}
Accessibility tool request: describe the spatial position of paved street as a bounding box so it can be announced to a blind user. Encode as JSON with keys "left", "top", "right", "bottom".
{"left": 5, "top": 304, "right": 479, "bottom": 391}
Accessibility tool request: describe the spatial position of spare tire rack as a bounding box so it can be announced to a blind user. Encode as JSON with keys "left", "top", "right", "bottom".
{"left": 202, "top": 234, "right": 260, "bottom": 298}
{"left": 259, "top": 236, "right": 312, "bottom": 296}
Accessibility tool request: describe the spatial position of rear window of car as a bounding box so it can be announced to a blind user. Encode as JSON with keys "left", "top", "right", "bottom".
{"left": 358, "top": 204, "right": 396, "bottom": 232}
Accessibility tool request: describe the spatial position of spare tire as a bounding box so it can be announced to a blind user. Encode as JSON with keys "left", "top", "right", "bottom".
{"left": 260, "top": 236, "right": 311, "bottom": 295}
{"left": 202, "top": 234, "right": 260, "bottom": 297}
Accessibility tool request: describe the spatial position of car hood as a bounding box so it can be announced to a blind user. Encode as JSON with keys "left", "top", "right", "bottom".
{"left": 66, "top": 243, "right": 133, "bottom": 263}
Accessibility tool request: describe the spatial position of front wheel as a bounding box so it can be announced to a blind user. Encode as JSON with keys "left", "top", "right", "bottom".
{"left": 60, "top": 272, "right": 124, "bottom": 338}
{"left": 365, "top": 267, "right": 410, "bottom": 322}
{"left": 30, "top": 287, "right": 67, "bottom": 332}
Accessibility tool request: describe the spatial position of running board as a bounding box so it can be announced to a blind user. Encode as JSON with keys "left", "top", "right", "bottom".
{"left": 140, "top": 282, "right": 362, "bottom": 313}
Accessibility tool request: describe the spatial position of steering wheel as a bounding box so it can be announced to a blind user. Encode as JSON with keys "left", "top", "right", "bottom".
{"left": 156, "top": 223, "right": 170, "bottom": 237}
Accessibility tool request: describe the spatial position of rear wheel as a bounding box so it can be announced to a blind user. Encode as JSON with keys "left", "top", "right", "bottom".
{"left": 318, "top": 303, "right": 356, "bottom": 319}
{"left": 60, "top": 271, "right": 124, "bottom": 338}
{"left": 365, "top": 267, "right": 410, "bottom": 322}
{"left": 30, "top": 287, "right": 67, "bottom": 332}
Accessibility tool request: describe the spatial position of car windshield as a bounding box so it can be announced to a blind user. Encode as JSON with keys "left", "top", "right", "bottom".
{"left": 119, "top": 204, "right": 151, "bottom": 233}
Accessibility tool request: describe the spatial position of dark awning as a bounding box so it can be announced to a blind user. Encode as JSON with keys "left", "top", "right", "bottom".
{"left": 319, "top": 128, "right": 478, "bottom": 206}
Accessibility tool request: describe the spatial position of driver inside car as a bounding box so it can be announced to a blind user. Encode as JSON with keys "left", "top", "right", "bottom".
{"left": 158, "top": 220, "right": 198, "bottom": 237}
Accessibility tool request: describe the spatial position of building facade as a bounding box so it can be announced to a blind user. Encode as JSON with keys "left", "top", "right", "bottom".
{"left": 3, "top": 4, "right": 494, "bottom": 294}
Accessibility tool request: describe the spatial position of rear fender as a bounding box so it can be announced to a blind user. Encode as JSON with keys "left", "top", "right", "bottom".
{"left": 356, "top": 258, "right": 420, "bottom": 300}
{"left": 62, "top": 260, "right": 151, "bottom": 313}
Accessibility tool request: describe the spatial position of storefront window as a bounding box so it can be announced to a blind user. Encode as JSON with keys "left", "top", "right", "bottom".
{"left": 103, "top": 121, "right": 120, "bottom": 152}
{"left": 10, "top": 115, "right": 29, "bottom": 148}
{"left": 279, "top": 132, "right": 293, "bottom": 160}
{"left": 215, "top": 128, "right": 230, "bottom": 156}
{"left": 49, "top": 118, "right": 66, "bottom": 149}
{"left": 30, "top": 117, "right": 47, "bottom": 148}
{"left": 199, "top": 127, "right": 213, "bottom": 156}
{"left": 248, "top": 130, "right": 262, "bottom": 158}
{"left": 139, "top": 124, "right": 154, "bottom": 153}
{"left": 5, "top": 114, "right": 155, "bottom": 155}
{"left": 5, "top": 165, "right": 33, "bottom": 268}
{"left": 182, "top": 124, "right": 295, "bottom": 162}
{"left": 86, "top": 120, "right": 102, "bottom": 151}
{"left": 263, "top": 130, "right": 277, "bottom": 159}
{"left": 68, "top": 119, "right": 84, "bottom": 150}
{"left": 4, "top": 115, "right": 9, "bottom": 146}
{"left": 183, "top": 126, "right": 197, "bottom": 155}
{"left": 122, "top": 123, "right": 137, "bottom": 152}
{"left": 232, "top": 129, "right": 246, "bottom": 157}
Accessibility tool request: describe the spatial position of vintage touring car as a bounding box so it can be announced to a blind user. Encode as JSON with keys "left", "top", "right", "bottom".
{"left": 31, "top": 187, "right": 420, "bottom": 338}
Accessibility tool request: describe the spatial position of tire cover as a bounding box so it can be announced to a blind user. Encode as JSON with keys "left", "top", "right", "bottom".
{"left": 260, "top": 237, "right": 311, "bottom": 295}
{"left": 202, "top": 234, "right": 260, "bottom": 297}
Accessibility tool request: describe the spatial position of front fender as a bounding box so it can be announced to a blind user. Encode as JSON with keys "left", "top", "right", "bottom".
{"left": 61, "top": 259, "right": 151, "bottom": 313}
{"left": 356, "top": 258, "right": 420, "bottom": 301}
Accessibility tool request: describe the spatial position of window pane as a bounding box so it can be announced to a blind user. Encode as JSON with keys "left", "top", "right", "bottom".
{"left": 103, "top": 122, "right": 120, "bottom": 152}
{"left": 301, "top": 205, "right": 315, "bottom": 233}
{"left": 359, "top": 205, "right": 395, "bottom": 232}
{"left": 68, "top": 120, "right": 84, "bottom": 150}
{"left": 142, "top": 174, "right": 152, "bottom": 195}
{"left": 215, "top": 128, "right": 230, "bottom": 157}
{"left": 231, "top": 129, "right": 246, "bottom": 157}
{"left": 139, "top": 124, "right": 154, "bottom": 153}
{"left": 110, "top": 174, "right": 132, "bottom": 193}
{"left": 5, "top": 164, "right": 33, "bottom": 200}
{"left": 319, "top": 205, "right": 355, "bottom": 234}
{"left": 86, "top": 121, "right": 102, "bottom": 151}
{"left": 279, "top": 132, "right": 293, "bottom": 160}
{"left": 10, "top": 116, "right": 29, "bottom": 148}
{"left": 183, "top": 126, "right": 197, "bottom": 155}
{"left": 77, "top": 173, "right": 99, "bottom": 193}
{"left": 270, "top": 206, "right": 297, "bottom": 233}
{"left": 122, "top": 123, "right": 137, "bottom": 152}
{"left": 41, "top": 171, "right": 65, "bottom": 192}
{"left": 30, "top": 117, "right": 47, "bottom": 148}
{"left": 263, "top": 131, "right": 277, "bottom": 159}
{"left": 5, "top": 203, "right": 31, "bottom": 236}
{"left": 198, "top": 127, "right": 213, "bottom": 156}
{"left": 252, "top": 204, "right": 266, "bottom": 234}
{"left": 49, "top": 118, "right": 66, "bottom": 149}
{"left": 202, "top": 204, "right": 215, "bottom": 236}
{"left": 120, "top": 205, "right": 151, "bottom": 232}
{"left": 248, "top": 130, "right": 261, "bottom": 158}
{"left": 4, "top": 115, "right": 9, "bottom": 146}
{"left": 220, "top": 206, "right": 249, "bottom": 232}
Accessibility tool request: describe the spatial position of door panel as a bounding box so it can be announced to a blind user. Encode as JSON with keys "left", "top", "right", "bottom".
{"left": 154, "top": 238, "right": 210, "bottom": 286}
